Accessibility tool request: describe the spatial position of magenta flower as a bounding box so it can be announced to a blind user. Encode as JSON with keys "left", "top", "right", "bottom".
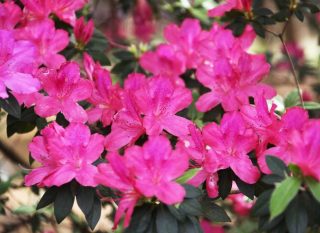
{"left": 262, "top": 108, "right": 320, "bottom": 181}
{"left": 15, "top": 19, "right": 69, "bottom": 68}
{"left": 83, "top": 53, "right": 123, "bottom": 126}
{"left": 178, "top": 124, "right": 220, "bottom": 198}
{"left": 140, "top": 44, "right": 187, "bottom": 86}
{"left": 134, "top": 75, "right": 193, "bottom": 136}
{"left": 104, "top": 74, "right": 146, "bottom": 151}
{"left": 0, "top": 1, "right": 22, "bottom": 30}
{"left": 21, "top": 0, "right": 88, "bottom": 26}
{"left": 133, "top": 0, "right": 155, "bottom": 42}
{"left": 203, "top": 112, "right": 260, "bottom": 184}
{"left": 0, "top": 30, "right": 40, "bottom": 99}
{"left": 208, "top": 0, "right": 253, "bottom": 17}
{"left": 34, "top": 62, "right": 92, "bottom": 123}
{"left": 74, "top": 16, "right": 94, "bottom": 46}
{"left": 97, "top": 136, "right": 188, "bottom": 228}
{"left": 164, "top": 19, "right": 204, "bottom": 68}
{"left": 195, "top": 25, "right": 274, "bottom": 112}
{"left": 25, "top": 122, "right": 104, "bottom": 187}
{"left": 228, "top": 193, "right": 253, "bottom": 216}
{"left": 201, "top": 220, "right": 225, "bottom": 233}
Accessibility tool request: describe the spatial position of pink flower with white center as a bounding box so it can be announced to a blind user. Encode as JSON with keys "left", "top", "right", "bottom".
{"left": 133, "top": 0, "right": 155, "bottom": 42}
{"left": 208, "top": 0, "right": 253, "bottom": 17}
{"left": 25, "top": 122, "right": 104, "bottom": 187}
{"left": 203, "top": 112, "right": 260, "bottom": 184}
{"left": 164, "top": 19, "right": 204, "bottom": 68}
{"left": 34, "top": 62, "right": 92, "bottom": 123}
{"left": 74, "top": 16, "right": 94, "bottom": 47}
{"left": 0, "top": 1, "right": 22, "bottom": 30}
{"left": 0, "top": 30, "right": 40, "bottom": 99}
{"left": 21, "top": 0, "right": 88, "bottom": 26}
{"left": 97, "top": 136, "right": 188, "bottom": 229}
{"left": 83, "top": 53, "right": 123, "bottom": 126}
{"left": 15, "top": 19, "right": 69, "bottom": 68}
{"left": 140, "top": 44, "right": 187, "bottom": 86}
{"left": 134, "top": 75, "right": 193, "bottom": 137}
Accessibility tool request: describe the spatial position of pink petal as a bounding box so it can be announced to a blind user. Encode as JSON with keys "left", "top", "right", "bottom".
{"left": 155, "top": 182, "right": 186, "bottom": 205}
{"left": 161, "top": 115, "right": 192, "bottom": 137}
{"left": 83, "top": 133, "right": 104, "bottom": 163}
{"left": 61, "top": 100, "right": 88, "bottom": 123}
{"left": 24, "top": 167, "right": 54, "bottom": 186}
{"left": 196, "top": 92, "right": 220, "bottom": 112}
{"left": 3, "top": 72, "right": 40, "bottom": 94}
{"left": 230, "top": 155, "right": 260, "bottom": 184}
{"left": 75, "top": 164, "right": 99, "bottom": 186}
{"left": 43, "top": 165, "right": 75, "bottom": 187}
{"left": 69, "top": 79, "right": 93, "bottom": 101}
{"left": 35, "top": 96, "right": 61, "bottom": 117}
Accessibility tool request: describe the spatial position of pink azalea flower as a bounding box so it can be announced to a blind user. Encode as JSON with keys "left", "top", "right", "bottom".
{"left": 164, "top": 19, "right": 204, "bottom": 68}
{"left": 83, "top": 53, "right": 123, "bottom": 126}
{"left": 134, "top": 75, "right": 192, "bottom": 137}
{"left": 196, "top": 24, "right": 274, "bottom": 112}
{"left": 201, "top": 220, "right": 225, "bottom": 233}
{"left": 240, "top": 95, "right": 280, "bottom": 156}
{"left": 0, "top": 29, "right": 40, "bottom": 98}
{"left": 21, "top": 0, "right": 88, "bottom": 26}
{"left": 261, "top": 107, "right": 320, "bottom": 178}
{"left": 203, "top": 112, "right": 260, "bottom": 184}
{"left": 0, "top": 1, "right": 22, "bottom": 30}
{"left": 208, "top": 0, "right": 253, "bottom": 17}
{"left": 15, "top": 19, "right": 69, "bottom": 68}
{"left": 34, "top": 62, "right": 92, "bottom": 123}
{"left": 228, "top": 193, "right": 253, "bottom": 216}
{"left": 25, "top": 122, "right": 104, "bottom": 187}
{"left": 133, "top": 0, "right": 155, "bottom": 42}
{"left": 74, "top": 16, "right": 94, "bottom": 46}
{"left": 104, "top": 74, "right": 146, "bottom": 151}
{"left": 139, "top": 44, "right": 187, "bottom": 86}
{"left": 178, "top": 124, "right": 220, "bottom": 198}
{"left": 97, "top": 136, "right": 188, "bottom": 229}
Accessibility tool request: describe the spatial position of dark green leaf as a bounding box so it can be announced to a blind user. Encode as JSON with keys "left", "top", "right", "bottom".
{"left": 253, "top": 8, "right": 274, "bottom": 16}
{"left": 261, "top": 174, "right": 284, "bottom": 185}
{"left": 113, "top": 51, "right": 135, "bottom": 61}
{"left": 168, "top": 205, "right": 185, "bottom": 221}
{"left": 270, "top": 177, "right": 301, "bottom": 219}
{"left": 179, "top": 199, "right": 203, "bottom": 216}
{"left": 294, "top": 8, "right": 305, "bottom": 21}
{"left": 218, "top": 169, "right": 233, "bottom": 199}
{"left": 251, "top": 22, "right": 266, "bottom": 38}
{"left": 86, "top": 50, "right": 111, "bottom": 66}
{"left": 0, "top": 182, "right": 10, "bottom": 195}
{"left": 251, "top": 190, "right": 273, "bottom": 217}
{"left": 182, "top": 184, "right": 202, "bottom": 199}
{"left": 156, "top": 206, "right": 178, "bottom": 233}
{"left": 125, "top": 204, "right": 153, "bottom": 233}
{"left": 86, "top": 29, "right": 108, "bottom": 51}
{"left": 37, "top": 187, "right": 58, "bottom": 210}
{"left": 234, "top": 177, "right": 255, "bottom": 200}
{"left": 178, "top": 217, "right": 203, "bottom": 233}
{"left": 285, "top": 196, "right": 308, "bottom": 233}
{"left": 54, "top": 184, "right": 74, "bottom": 223}
{"left": 76, "top": 186, "right": 95, "bottom": 215}
{"left": 266, "top": 155, "right": 289, "bottom": 177}
{"left": 85, "top": 196, "right": 101, "bottom": 230}
{"left": 0, "top": 93, "right": 21, "bottom": 118}
{"left": 200, "top": 197, "right": 231, "bottom": 222}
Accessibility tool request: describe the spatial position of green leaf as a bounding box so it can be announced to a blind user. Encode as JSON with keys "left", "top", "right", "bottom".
{"left": 13, "top": 205, "right": 36, "bottom": 215}
{"left": 0, "top": 93, "right": 21, "bottom": 119}
{"left": 266, "top": 155, "right": 289, "bottom": 177}
{"left": 76, "top": 186, "right": 95, "bottom": 215}
{"left": 178, "top": 217, "right": 203, "bottom": 233}
{"left": 125, "top": 204, "right": 153, "bottom": 233}
{"left": 85, "top": 196, "right": 101, "bottom": 230}
{"left": 306, "top": 177, "right": 320, "bottom": 203}
{"left": 285, "top": 196, "right": 308, "bottom": 233}
{"left": 176, "top": 168, "right": 201, "bottom": 184}
{"left": 285, "top": 90, "right": 300, "bottom": 108}
{"left": 200, "top": 197, "right": 231, "bottom": 222}
{"left": 270, "top": 177, "right": 301, "bottom": 219}
{"left": 251, "top": 190, "right": 273, "bottom": 217}
{"left": 182, "top": 184, "right": 202, "bottom": 199}
{"left": 86, "top": 50, "right": 110, "bottom": 66}
{"left": 113, "top": 51, "right": 135, "bottom": 61}
{"left": 54, "top": 184, "right": 74, "bottom": 223}
{"left": 301, "top": 101, "right": 320, "bottom": 110}
{"left": 261, "top": 174, "right": 284, "bottom": 185}
{"left": 218, "top": 169, "right": 233, "bottom": 199}
{"left": 234, "top": 177, "right": 255, "bottom": 200}
{"left": 156, "top": 206, "right": 178, "bottom": 233}
{"left": 0, "top": 182, "right": 10, "bottom": 195}
{"left": 37, "top": 187, "right": 58, "bottom": 210}
{"left": 86, "top": 29, "right": 108, "bottom": 51}
{"left": 179, "top": 199, "right": 203, "bottom": 216}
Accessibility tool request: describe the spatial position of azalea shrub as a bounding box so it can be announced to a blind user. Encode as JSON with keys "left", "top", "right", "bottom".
{"left": 0, "top": 0, "right": 320, "bottom": 233}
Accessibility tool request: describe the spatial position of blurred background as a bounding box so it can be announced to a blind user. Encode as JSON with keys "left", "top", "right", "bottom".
{"left": 0, "top": 0, "right": 319, "bottom": 232}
